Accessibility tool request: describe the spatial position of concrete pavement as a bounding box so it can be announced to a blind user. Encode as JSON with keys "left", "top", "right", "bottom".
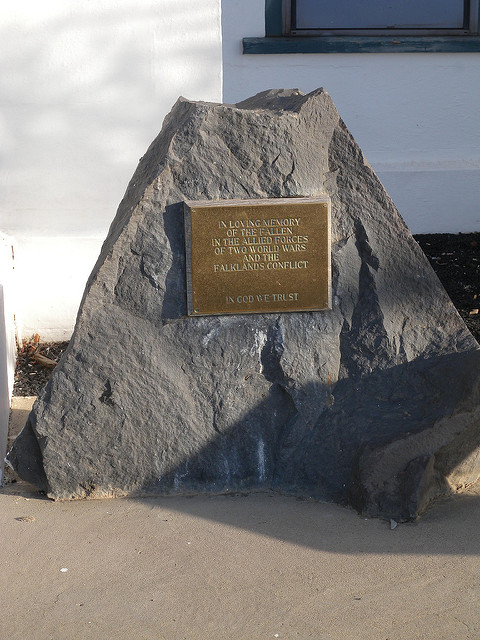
{"left": 2, "top": 398, "right": 479, "bottom": 640}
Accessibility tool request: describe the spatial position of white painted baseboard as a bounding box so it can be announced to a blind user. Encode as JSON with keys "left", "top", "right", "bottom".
{"left": 13, "top": 236, "right": 105, "bottom": 343}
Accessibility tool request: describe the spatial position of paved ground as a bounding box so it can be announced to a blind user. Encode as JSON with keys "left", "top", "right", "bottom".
{"left": 2, "top": 399, "right": 480, "bottom": 640}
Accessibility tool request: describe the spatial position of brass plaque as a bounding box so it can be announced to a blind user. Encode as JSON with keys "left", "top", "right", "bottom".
{"left": 184, "top": 197, "right": 331, "bottom": 316}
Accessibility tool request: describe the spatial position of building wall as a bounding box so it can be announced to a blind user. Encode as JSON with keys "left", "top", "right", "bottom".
{"left": 1, "top": 0, "right": 223, "bottom": 342}
{"left": 0, "top": 235, "right": 16, "bottom": 481}
{"left": 222, "top": 0, "right": 480, "bottom": 234}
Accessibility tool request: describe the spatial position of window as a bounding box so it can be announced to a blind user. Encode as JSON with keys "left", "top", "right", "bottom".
{"left": 243, "top": 0, "right": 480, "bottom": 53}
{"left": 285, "top": 0, "right": 478, "bottom": 36}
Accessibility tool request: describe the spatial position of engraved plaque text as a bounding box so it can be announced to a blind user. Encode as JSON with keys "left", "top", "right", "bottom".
{"left": 184, "top": 197, "right": 331, "bottom": 316}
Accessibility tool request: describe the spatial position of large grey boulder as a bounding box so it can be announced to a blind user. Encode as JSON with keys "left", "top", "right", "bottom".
{"left": 7, "top": 89, "right": 480, "bottom": 520}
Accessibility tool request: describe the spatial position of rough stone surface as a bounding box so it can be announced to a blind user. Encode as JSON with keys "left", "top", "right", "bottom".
{"left": 7, "top": 89, "right": 480, "bottom": 520}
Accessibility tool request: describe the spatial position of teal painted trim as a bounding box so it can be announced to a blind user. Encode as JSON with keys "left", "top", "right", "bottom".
{"left": 243, "top": 36, "right": 480, "bottom": 54}
{"left": 265, "top": 0, "right": 283, "bottom": 36}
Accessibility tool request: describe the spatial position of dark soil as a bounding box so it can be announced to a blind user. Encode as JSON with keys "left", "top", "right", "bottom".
{"left": 12, "top": 233, "right": 479, "bottom": 397}
{"left": 414, "top": 232, "right": 480, "bottom": 343}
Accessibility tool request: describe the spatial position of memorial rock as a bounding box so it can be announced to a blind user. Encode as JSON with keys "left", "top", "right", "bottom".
{"left": 7, "top": 89, "right": 480, "bottom": 520}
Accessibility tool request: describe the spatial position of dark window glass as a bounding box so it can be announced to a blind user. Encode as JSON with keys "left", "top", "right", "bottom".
{"left": 284, "top": 0, "right": 478, "bottom": 35}
{"left": 296, "top": 0, "right": 465, "bottom": 30}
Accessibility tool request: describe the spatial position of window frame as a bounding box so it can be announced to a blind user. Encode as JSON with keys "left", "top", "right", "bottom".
{"left": 243, "top": 0, "right": 480, "bottom": 54}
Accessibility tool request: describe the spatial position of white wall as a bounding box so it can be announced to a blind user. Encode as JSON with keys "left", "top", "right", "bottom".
{"left": 0, "top": 0, "right": 223, "bottom": 342}
{"left": 222, "top": 0, "right": 480, "bottom": 234}
{"left": 13, "top": 236, "right": 105, "bottom": 343}
{"left": 0, "top": 235, "right": 16, "bottom": 481}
